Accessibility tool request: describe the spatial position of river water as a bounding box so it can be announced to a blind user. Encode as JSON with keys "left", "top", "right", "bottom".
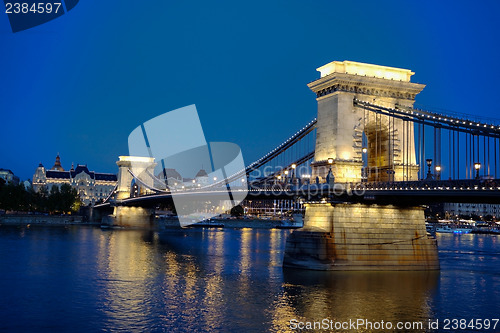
{"left": 0, "top": 226, "right": 498, "bottom": 332}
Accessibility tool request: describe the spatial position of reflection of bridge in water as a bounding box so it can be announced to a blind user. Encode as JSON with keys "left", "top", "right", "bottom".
{"left": 97, "top": 60, "right": 500, "bottom": 271}
{"left": 89, "top": 227, "right": 440, "bottom": 331}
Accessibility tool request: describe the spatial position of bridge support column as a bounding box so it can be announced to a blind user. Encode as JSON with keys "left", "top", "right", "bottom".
{"left": 307, "top": 61, "right": 426, "bottom": 183}
{"left": 102, "top": 206, "right": 155, "bottom": 228}
{"left": 283, "top": 203, "right": 439, "bottom": 270}
{"left": 116, "top": 156, "right": 156, "bottom": 200}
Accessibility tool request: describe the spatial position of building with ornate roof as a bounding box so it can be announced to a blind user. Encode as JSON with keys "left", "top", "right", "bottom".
{"left": 33, "top": 154, "right": 117, "bottom": 205}
{"left": 154, "top": 167, "right": 210, "bottom": 190}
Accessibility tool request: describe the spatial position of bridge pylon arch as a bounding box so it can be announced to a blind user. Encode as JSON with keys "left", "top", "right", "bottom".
{"left": 115, "top": 156, "right": 156, "bottom": 200}
{"left": 283, "top": 60, "right": 439, "bottom": 271}
{"left": 307, "top": 60, "right": 425, "bottom": 182}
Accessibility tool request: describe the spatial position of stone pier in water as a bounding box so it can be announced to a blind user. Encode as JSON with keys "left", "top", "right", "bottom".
{"left": 283, "top": 203, "right": 439, "bottom": 270}
{"left": 102, "top": 206, "right": 155, "bottom": 228}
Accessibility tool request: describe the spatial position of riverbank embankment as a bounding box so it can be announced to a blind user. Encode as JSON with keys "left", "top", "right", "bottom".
{"left": 0, "top": 214, "right": 98, "bottom": 226}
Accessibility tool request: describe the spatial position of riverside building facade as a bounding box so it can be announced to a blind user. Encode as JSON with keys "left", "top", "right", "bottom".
{"left": 33, "top": 155, "right": 117, "bottom": 205}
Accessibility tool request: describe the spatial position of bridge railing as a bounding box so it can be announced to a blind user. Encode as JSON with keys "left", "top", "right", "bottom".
{"left": 242, "top": 179, "right": 500, "bottom": 198}
{"left": 359, "top": 179, "right": 500, "bottom": 191}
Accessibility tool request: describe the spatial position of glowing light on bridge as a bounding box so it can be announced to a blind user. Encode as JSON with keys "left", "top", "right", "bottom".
{"left": 317, "top": 60, "right": 414, "bottom": 82}
{"left": 118, "top": 156, "right": 155, "bottom": 163}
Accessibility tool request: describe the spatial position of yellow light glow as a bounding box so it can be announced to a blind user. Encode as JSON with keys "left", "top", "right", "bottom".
{"left": 341, "top": 152, "right": 350, "bottom": 160}
{"left": 118, "top": 156, "right": 155, "bottom": 163}
{"left": 317, "top": 60, "right": 414, "bottom": 82}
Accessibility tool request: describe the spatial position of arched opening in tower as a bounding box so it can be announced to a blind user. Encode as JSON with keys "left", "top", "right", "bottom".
{"left": 363, "top": 121, "right": 393, "bottom": 182}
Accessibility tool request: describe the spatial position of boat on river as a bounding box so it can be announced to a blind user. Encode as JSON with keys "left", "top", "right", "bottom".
{"left": 435, "top": 225, "right": 472, "bottom": 234}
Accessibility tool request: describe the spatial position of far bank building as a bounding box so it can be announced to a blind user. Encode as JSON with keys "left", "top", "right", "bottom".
{"left": 33, "top": 155, "right": 117, "bottom": 205}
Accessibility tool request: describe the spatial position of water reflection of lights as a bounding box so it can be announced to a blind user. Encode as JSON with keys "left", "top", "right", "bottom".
{"left": 269, "top": 229, "right": 281, "bottom": 269}
{"left": 92, "top": 228, "right": 439, "bottom": 332}
{"left": 270, "top": 270, "right": 438, "bottom": 331}
{"left": 96, "top": 230, "right": 157, "bottom": 331}
{"left": 163, "top": 251, "right": 181, "bottom": 293}
{"left": 202, "top": 230, "right": 225, "bottom": 330}
{"left": 239, "top": 229, "right": 251, "bottom": 275}
{"left": 4, "top": 226, "right": 499, "bottom": 332}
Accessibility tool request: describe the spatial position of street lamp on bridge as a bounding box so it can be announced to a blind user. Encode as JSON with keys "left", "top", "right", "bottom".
{"left": 474, "top": 162, "right": 481, "bottom": 179}
{"left": 327, "top": 157, "right": 334, "bottom": 171}
{"left": 426, "top": 159, "right": 433, "bottom": 180}
{"left": 435, "top": 165, "right": 441, "bottom": 180}
{"left": 284, "top": 170, "right": 289, "bottom": 183}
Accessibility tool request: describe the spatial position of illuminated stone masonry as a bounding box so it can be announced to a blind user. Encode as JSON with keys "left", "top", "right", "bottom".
{"left": 116, "top": 156, "right": 156, "bottom": 200}
{"left": 283, "top": 203, "right": 439, "bottom": 270}
{"left": 307, "top": 60, "right": 425, "bottom": 183}
{"left": 283, "top": 61, "right": 439, "bottom": 271}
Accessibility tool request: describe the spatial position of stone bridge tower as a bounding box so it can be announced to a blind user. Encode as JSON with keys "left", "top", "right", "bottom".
{"left": 283, "top": 61, "right": 439, "bottom": 271}
{"left": 307, "top": 60, "right": 425, "bottom": 183}
{"left": 115, "top": 156, "right": 156, "bottom": 200}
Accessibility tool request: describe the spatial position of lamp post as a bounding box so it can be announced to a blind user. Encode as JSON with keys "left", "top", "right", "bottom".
{"left": 474, "top": 162, "right": 481, "bottom": 179}
{"left": 302, "top": 174, "right": 310, "bottom": 185}
{"left": 435, "top": 165, "right": 441, "bottom": 180}
{"left": 426, "top": 159, "right": 433, "bottom": 180}
{"left": 361, "top": 147, "right": 368, "bottom": 181}
{"left": 327, "top": 157, "right": 333, "bottom": 174}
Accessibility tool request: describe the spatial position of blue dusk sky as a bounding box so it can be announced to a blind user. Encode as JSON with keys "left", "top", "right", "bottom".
{"left": 1, "top": 0, "right": 500, "bottom": 181}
